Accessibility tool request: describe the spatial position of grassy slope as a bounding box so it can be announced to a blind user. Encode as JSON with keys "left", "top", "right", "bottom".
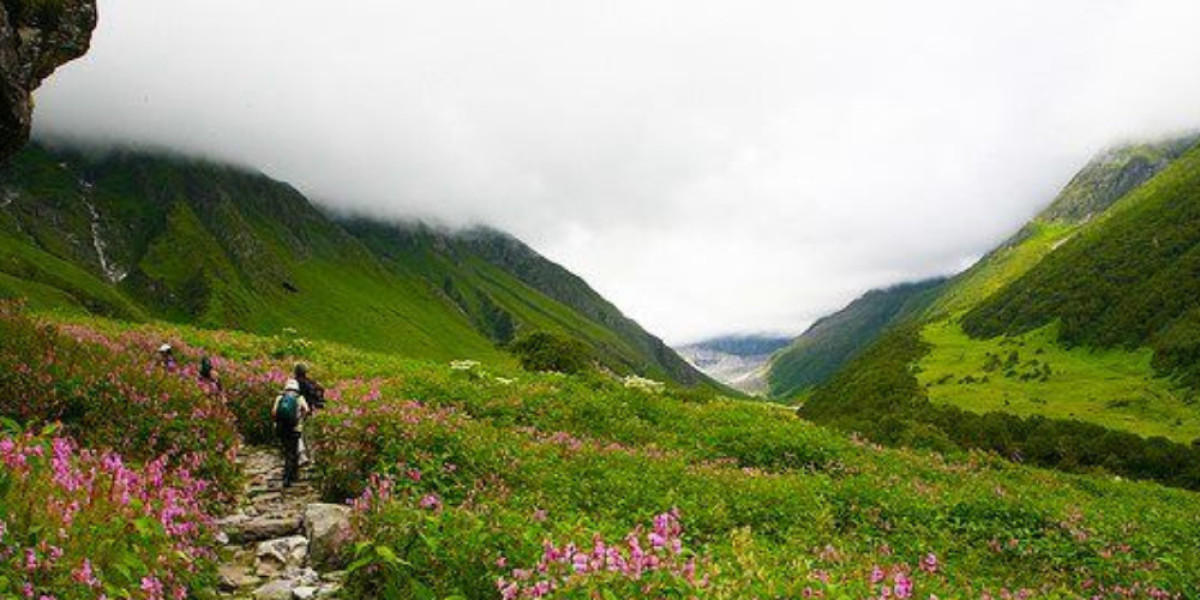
{"left": 912, "top": 217, "right": 1200, "bottom": 441}
{"left": 925, "top": 220, "right": 1078, "bottom": 318}
{"left": 344, "top": 220, "right": 719, "bottom": 386}
{"left": 917, "top": 320, "right": 1198, "bottom": 442}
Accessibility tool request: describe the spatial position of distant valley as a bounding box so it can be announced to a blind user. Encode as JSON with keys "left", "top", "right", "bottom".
{"left": 674, "top": 334, "right": 790, "bottom": 395}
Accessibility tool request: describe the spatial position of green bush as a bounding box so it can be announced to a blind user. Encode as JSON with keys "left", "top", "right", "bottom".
{"left": 508, "top": 331, "right": 592, "bottom": 374}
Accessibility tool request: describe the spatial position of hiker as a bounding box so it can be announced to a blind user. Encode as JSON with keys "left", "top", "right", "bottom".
{"left": 157, "top": 343, "right": 178, "bottom": 371}
{"left": 198, "top": 356, "right": 223, "bottom": 395}
{"left": 294, "top": 363, "right": 326, "bottom": 409}
{"left": 293, "top": 364, "right": 324, "bottom": 465}
{"left": 272, "top": 378, "right": 310, "bottom": 488}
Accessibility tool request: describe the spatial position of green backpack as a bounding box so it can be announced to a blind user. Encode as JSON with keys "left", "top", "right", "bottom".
{"left": 276, "top": 392, "right": 300, "bottom": 429}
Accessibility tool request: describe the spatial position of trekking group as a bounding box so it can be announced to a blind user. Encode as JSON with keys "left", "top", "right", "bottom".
{"left": 158, "top": 343, "right": 326, "bottom": 488}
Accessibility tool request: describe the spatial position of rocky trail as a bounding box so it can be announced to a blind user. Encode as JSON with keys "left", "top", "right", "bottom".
{"left": 212, "top": 447, "right": 352, "bottom": 600}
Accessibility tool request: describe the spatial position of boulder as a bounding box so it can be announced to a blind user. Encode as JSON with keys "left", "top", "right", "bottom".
{"left": 303, "top": 503, "right": 354, "bottom": 570}
{"left": 255, "top": 535, "right": 308, "bottom": 576}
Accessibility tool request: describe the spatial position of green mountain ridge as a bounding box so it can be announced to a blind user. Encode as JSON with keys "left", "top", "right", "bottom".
{"left": 767, "top": 278, "right": 946, "bottom": 398}
{"left": 794, "top": 133, "right": 1200, "bottom": 488}
{"left": 769, "top": 133, "right": 1200, "bottom": 404}
{"left": 0, "top": 142, "right": 713, "bottom": 386}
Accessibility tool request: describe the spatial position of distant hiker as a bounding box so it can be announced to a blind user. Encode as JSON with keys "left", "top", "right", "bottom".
{"left": 198, "top": 356, "right": 223, "bottom": 394}
{"left": 157, "top": 343, "right": 178, "bottom": 371}
{"left": 273, "top": 378, "right": 311, "bottom": 488}
{"left": 294, "top": 363, "right": 326, "bottom": 410}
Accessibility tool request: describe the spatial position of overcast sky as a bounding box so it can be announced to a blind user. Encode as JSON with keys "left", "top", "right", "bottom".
{"left": 32, "top": 0, "right": 1200, "bottom": 344}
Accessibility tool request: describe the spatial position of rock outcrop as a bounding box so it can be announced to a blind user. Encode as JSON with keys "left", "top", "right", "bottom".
{"left": 0, "top": 0, "right": 97, "bottom": 163}
{"left": 303, "top": 503, "right": 353, "bottom": 571}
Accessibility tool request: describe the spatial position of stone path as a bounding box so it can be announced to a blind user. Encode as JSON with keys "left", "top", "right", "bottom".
{"left": 213, "top": 447, "right": 351, "bottom": 600}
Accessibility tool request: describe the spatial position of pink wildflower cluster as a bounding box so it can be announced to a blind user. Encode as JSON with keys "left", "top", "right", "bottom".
{"left": 0, "top": 432, "right": 215, "bottom": 600}
{"left": 495, "top": 509, "right": 711, "bottom": 599}
{"left": 0, "top": 308, "right": 244, "bottom": 497}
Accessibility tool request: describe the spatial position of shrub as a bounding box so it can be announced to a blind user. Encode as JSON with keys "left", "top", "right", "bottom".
{"left": 508, "top": 332, "right": 592, "bottom": 375}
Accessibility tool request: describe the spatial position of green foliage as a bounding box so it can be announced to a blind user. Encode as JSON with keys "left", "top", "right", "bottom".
{"left": 508, "top": 331, "right": 593, "bottom": 374}
{"left": 302, "top": 338, "right": 1200, "bottom": 597}
{"left": 5, "top": 306, "right": 1200, "bottom": 598}
{"left": 927, "top": 220, "right": 1080, "bottom": 318}
{"left": 800, "top": 327, "right": 1200, "bottom": 491}
{"left": 918, "top": 320, "right": 1200, "bottom": 442}
{"left": 0, "top": 303, "right": 242, "bottom": 495}
{"left": 0, "top": 429, "right": 218, "bottom": 600}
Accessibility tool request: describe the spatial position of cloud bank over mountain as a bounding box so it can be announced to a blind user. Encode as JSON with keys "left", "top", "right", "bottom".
{"left": 33, "top": 0, "right": 1200, "bottom": 343}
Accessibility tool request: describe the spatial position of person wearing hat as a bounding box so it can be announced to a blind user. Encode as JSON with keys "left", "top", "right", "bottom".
{"left": 157, "top": 343, "right": 178, "bottom": 371}
{"left": 272, "top": 378, "right": 311, "bottom": 487}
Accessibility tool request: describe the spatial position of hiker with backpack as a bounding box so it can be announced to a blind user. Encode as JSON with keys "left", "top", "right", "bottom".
{"left": 198, "top": 355, "right": 222, "bottom": 395}
{"left": 273, "top": 379, "right": 311, "bottom": 488}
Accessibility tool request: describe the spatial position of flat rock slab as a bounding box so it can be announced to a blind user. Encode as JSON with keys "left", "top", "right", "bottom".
{"left": 225, "top": 514, "right": 304, "bottom": 543}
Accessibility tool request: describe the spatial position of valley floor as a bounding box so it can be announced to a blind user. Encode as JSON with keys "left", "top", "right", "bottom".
{"left": 918, "top": 319, "right": 1200, "bottom": 443}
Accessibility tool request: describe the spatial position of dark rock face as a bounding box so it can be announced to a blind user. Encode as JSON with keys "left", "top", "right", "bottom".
{"left": 0, "top": 0, "right": 97, "bottom": 163}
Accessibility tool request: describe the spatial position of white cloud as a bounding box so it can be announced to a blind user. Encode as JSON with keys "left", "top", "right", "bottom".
{"left": 33, "top": 0, "right": 1200, "bottom": 343}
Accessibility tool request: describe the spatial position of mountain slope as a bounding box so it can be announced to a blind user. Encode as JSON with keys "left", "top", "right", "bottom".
{"left": 342, "top": 220, "right": 712, "bottom": 385}
{"left": 963, "top": 141, "right": 1200, "bottom": 387}
{"left": 766, "top": 278, "right": 946, "bottom": 398}
{"left": 0, "top": 143, "right": 713, "bottom": 385}
{"left": 799, "top": 134, "right": 1200, "bottom": 466}
{"left": 762, "top": 137, "right": 1199, "bottom": 401}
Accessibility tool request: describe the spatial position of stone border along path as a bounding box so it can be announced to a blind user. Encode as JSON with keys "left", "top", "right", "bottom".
{"left": 211, "top": 446, "right": 353, "bottom": 600}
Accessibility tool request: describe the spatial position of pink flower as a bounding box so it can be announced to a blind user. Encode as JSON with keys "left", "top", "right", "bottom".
{"left": 921, "top": 553, "right": 939, "bottom": 574}
{"left": 870, "top": 566, "right": 885, "bottom": 585}
{"left": 418, "top": 493, "right": 442, "bottom": 511}
{"left": 894, "top": 572, "right": 913, "bottom": 599}
{"left": 73, "top": 558, "right": 100, "bottom": 587}
{"left": 141, "top": 576, "right": 164, "bottom": 600}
